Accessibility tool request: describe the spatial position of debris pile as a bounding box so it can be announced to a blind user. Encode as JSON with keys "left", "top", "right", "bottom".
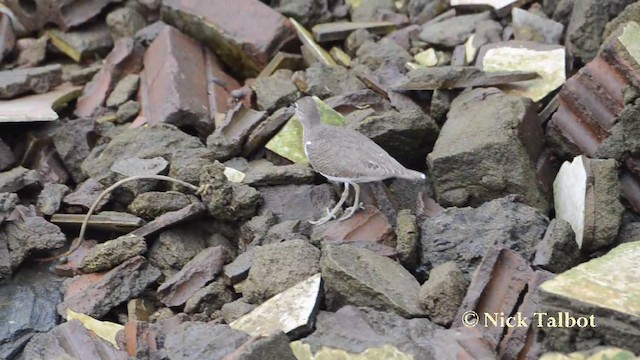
{"left": 1, "top": 0, "right": 639, "bottom": 359}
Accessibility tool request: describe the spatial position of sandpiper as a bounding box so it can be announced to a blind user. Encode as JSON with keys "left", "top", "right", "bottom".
{"left": 295, "top": 96, "right": 427, "bottom": 225}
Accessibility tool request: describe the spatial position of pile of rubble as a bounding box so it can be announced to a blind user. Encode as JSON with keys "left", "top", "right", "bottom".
{"left": 0, "top": 0, "right": 639, "bottom": 359}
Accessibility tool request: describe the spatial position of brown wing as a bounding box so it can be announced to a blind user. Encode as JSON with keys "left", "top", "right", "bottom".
{"left": 305, "top": 125, "right": 412, "bottom": 181}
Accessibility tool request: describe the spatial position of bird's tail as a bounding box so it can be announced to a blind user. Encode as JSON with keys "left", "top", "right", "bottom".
{"left": 399, "top": 169, "right": 427, "bottom": 181}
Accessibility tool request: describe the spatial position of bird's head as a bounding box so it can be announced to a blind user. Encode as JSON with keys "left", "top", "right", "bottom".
{"left": 294, "top": 96, "right": 321, "bottom": 129}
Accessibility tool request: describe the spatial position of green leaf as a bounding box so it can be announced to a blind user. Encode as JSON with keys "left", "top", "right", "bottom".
{"left": 265, "top": 97, "right": 346, "bottom": 165}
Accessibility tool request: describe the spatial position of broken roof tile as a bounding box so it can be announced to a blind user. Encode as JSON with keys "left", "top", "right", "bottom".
{"left": 162, "top": 0, "right": 296, "bottom": 77}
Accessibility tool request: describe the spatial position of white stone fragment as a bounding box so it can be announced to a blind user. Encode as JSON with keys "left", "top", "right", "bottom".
{"left": 230, "top": 273, "right": 322, "bottom": 337}
{"left": 480, "top": 45, "right": 565, "bottom": 101}
{"left": 553, "top": 155, "right": 587, "bottom": 248}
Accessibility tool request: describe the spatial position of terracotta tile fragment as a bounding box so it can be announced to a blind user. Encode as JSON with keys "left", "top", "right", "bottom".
{"left": 75, "top": 37, "right": 144, "bottom": 117}
{"left": 161, "top": 0, "right": 296, "bottom": 77}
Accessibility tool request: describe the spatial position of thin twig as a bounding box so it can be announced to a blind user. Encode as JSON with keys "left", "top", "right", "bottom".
{"left": 36, "top": 175, "right": 200, "bottom": 262}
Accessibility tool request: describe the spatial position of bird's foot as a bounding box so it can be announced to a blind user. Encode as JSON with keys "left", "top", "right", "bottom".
{"left": 338, "top": 202, "right": 364, "bottom": 221}
{"left": 309, "top": 207, "right": 339, "bottom": 225}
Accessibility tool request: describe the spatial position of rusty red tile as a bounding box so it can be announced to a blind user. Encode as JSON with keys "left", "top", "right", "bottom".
{"left": 140, "top": 26, "right": 213, "bottom": 135}
{"left": 452, "top": 248, "right": 534, "bottom": 349}
{"left": 75, "top": 37, "right": 144, "bottom": 117}
{"left": 157, "top": 246, "right": 231, "bottom": 307}
{"left": 205, "top": 49, "right": 240, "bottom": 118}
{"left": 498, "top": 270, "right": 554, "bottom": 359}
{"left": 161, "top": 0, "right": 296, "bottom": 77}
{"left": 54, "top": 240, "right": 98, "bottom": 277}
{"left": 546, "top": 21, "right": 640, "bottom": 212}
{"left": 548, "top": 22, "right": 640, "bottom": 156}
{"left": 320, "top": 205, "right": 396, "bottom": 248}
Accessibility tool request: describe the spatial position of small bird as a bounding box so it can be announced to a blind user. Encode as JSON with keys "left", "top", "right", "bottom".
{"left": 294, "top": 96, "right": 426, "bottom": 225}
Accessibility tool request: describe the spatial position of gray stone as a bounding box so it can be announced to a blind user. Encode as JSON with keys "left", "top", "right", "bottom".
{"left": 37, "top": 183, "right": 70, "bottom": 216}
{"left": 321, "top": 244, "right": 423, "bottom": 317}
{"left": 551, "top": 0, "right": 574, "bottom": 25}
{"left": 128, "top": 191, "right": 197, "bottom": 219}
{"left": 0, "top": 266, "right": 63, "bottom": 359}
{"left": 0, "top": 192, "right": 17, "bottom": 222}
{"left": 106, "top": 73, "right": 140, "bottom": 107}
{"left": 291, "top": 306, "right": 446, "bottom": 360}
{"left": 63, "top": 178, "right": 110, "bottom": 211}
{"left": 200, "top": 162, "right": 263, "bottom": 222}
{"left": 53, "top": 118, "right": 96, "bottom": 183}
{"left": 533, "top": 219, "right": 580, "bottom": 273}
{"left": 395, "top": 209, "right": 418, "bottom": 270}
{"left": 165, "top": 322, "right": 249, "bottom": 360}
{"left": 408, "top": 0, "right": 450, "bottom": 24}
{"left": 350, "top": 0, "right": 395, "bottom": 22}
{"left": 223, "top": 250, "right": 254, "bottom": 284}
{"left": 603, "top": 1, "right": 640, "bottom": 40}
{"left": 243, "top": 239, "right": 321, "bottom": 303}
{"left": 221, "top": 299, "right": 257, "bottom": 324}
{"left": 58, "top": 256, "right": 161, "bottom": 318}
{"left": 254, "top": 69, "right": 300, "bottom": 112}
{"left": 0, "top": 210, "right": 66, "bottom": 272}
{"left": 538, "top": 241, "right": 640, "bottom": 353}
{"left": 512, "top": 8, "right": 564, "bottom": 44}
{"left": 430, "top": 89, "right": 454, "bottom": 125}
{"left": 355, "top": 39, "right": 413, "bottom": 71}
{"left": 419, "top": 262, "right": 468, "bottom": 326}
{"left": 184, "top": 279, "right": 234, "bottom": 316}
{"left": 243, "top": 159, "right": 315, "bottom": 186}
{"left": 16, "top": 35, "right": 47, "bottom": 68}
{"left": 111, "top": 156, "right": 170, "bottom": 198}
{"left": 81, "top": 124, "right": 211, "bottom": 187}
{"left": 427, "top": 88, "right": 548, "bottom": 210}
{"left": 0, "top": 167, "right": 39, "bottom": 193}
{"left": 228, "top": 331, "right": 297, "bottom": 360}
{"left": 420, "top": 196, "right": 549, "bottom": 280}
{"left": 351, "top": 108, "right": 439, "bottom": 166}
{"left": 419, "top": 12, "right": 491, "bottom": 47}
{"left": 238, "top": 213, "right": 278, "bottom": 251}
{"left": 566, "top": 0, "right": 607, "bottom": 61}
{"left": 473, "top": 20, "right": 503, "bottom": 48}
{"left": 258, "top": 184, "right": 336, "bottom": 222}
{"left": 263, "top": 220, "right": 309, "bottom": 245}
{"left": 167, "top": 147, "right": 219, "bottom": 189}
{"left": 106, "top": 7, "right": 147, "bottom": 40}
{"left": 597, "top": 98, "right": 640, "bottom": 160}
{"left": 62, "top": 63, "right": 102, "bottom": 86}
{"left": 80, "top": 234, "right": 147, "bottom": 273}
{"left": 301, "top": 63, "right": 365, "bottom": 98}
{"left": 116, "top": 100, "right": 141, "bottom": 123}
{"left": 0, "top": 64, "right": 63, "bottom": 99}
{"left": 345, "top": 29, "right": 376, "bottom": 56}
{"left": 0, "top": 139, "right": 15, "bottom": 171}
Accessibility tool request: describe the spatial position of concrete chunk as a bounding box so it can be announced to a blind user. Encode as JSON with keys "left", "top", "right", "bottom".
{"left": 538, "top": 241, "right": 640, "bottom": 353}
{"left": 0, "top": 65, "right": 62, "bottom": 100}
{"left": 427, "top": 88, "right": 548, "bottom": 210}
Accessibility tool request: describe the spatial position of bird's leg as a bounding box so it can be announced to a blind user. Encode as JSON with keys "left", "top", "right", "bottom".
{"left": 310, "top": 182, "right": 350, "bottom": 225}
{"left": 339, "top": 182, "right": 364, "bottom": 221}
